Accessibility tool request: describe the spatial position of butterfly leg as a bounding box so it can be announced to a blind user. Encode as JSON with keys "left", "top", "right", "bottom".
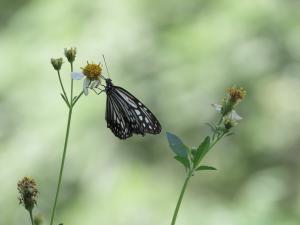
{"left": 91, "top": 87, "right": 105, "bottom": 95}
{"left": 96, "top": 90, "right": 104, "bottom": 95}
{"left": 91, "top": 88, "right": 98, "bottom": 95}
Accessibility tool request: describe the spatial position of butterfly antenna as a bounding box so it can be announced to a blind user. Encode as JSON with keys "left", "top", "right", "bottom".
{"left": 102, "top": 54, "right": 110, "bottom": 78}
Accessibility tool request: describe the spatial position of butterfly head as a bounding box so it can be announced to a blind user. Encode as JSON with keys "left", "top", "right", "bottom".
{"left": 104, "top": 78, "right": 113, "bottom": 92}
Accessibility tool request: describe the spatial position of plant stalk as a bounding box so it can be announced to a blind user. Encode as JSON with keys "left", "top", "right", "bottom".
{"left": 50, "top": 63, "right": 76, "bottom": 225}
{"left": 57, "top": 71, "right": 68, "bottom": 105}
{"left": 49, "top": 106, "right": 73, "bottom": 225}
{"left": 171, "top": 175, "right": 191, "bottom": 225}
{"left": 29, "top": 210, "right": 34, "bottom": 225}
{"left": 171, "top": 131, "right": 225, "bottom": 225}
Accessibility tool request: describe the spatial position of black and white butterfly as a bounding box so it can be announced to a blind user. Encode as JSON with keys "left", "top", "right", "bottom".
{"left": 103, "top": 78, "right": 161, "bottom": 139}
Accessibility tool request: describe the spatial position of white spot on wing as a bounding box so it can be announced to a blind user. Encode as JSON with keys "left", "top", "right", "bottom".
{"left": 117, "top": 90, "right": 138, "bottom": 108}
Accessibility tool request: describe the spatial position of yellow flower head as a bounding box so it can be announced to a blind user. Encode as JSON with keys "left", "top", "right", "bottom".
{"left": 227, "top": 87, "right": 246, "bottom": 103}
{"left": 81, "top": 62, "right": 102, "bottom": 80}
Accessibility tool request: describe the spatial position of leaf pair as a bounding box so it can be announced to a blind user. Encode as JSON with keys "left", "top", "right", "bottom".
{"left": 166, "top": 132, "right": 216, "bottom": 173}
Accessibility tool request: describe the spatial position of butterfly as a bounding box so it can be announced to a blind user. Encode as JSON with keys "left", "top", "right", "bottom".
{"left": 103, "top": 78, "right": 162, "bottom": 139}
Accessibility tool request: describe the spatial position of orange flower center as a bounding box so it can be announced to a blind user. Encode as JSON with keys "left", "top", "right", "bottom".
{"left": 82, "top": 63, "right": 102, "bottom": 80}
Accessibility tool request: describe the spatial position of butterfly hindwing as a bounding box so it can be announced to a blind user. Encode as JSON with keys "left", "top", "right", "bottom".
{"left": 112, "top": 86, "right": 161, "bottom": 135}
{"left": 105, "top": 93, "right": 132, "bottom": 139}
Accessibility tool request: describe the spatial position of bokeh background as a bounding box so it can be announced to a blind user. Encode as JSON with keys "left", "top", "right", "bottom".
{"left": 1, "top": 0, "right": 300, "bottom": 224}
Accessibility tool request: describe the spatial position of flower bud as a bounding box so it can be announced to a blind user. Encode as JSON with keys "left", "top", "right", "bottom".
{"left": 34, "top": 214, "right": 43, "bottom": 225}
{"left": 51, "top": 58, "right": 63, "bottom": 71}
{"left": 17, "top": 177, "right": 38, "bottom": 212}
{"left": 64, "top": 47, "right": 77, "bottom": 63}
{"left": 224, "top": 118, "right": 237, "bottom": 130}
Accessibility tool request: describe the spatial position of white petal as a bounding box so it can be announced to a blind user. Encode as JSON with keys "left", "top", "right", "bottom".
{"left": 229, "top": 110, "right": 243, "bottom": 121}
{"left": 83, "top": 78, "right": 91, "bottom": 96}
{"left": 71, "top": 72, "right": 85, "bottom": 80}
{"left": 94, "top": 80, "right": 100, "bottom": 88}
{"left": 211, "top": 104, "right": 222, "bottom": 113}
{"left": 90, "top": 80, "right": 100, "bottom": 88}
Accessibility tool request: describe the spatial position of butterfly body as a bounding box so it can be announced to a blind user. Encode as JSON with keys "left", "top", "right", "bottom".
{"left": 104, "top": 78, "right": 161, "bottom": 139}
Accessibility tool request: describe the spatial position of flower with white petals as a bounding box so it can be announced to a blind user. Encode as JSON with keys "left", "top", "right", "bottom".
{"left": 71, "top": 62, "right": 102, "bottom": 95}
{"left": 211, "top": 104, "right": 242, "bottom": 121}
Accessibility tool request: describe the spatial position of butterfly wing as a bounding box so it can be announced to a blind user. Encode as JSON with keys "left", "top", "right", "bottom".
{"left": 111, "top": 85, "right": 162, "bottom": 135}
{"left": 105, "top": 92, "right": 133, "bottom": 139}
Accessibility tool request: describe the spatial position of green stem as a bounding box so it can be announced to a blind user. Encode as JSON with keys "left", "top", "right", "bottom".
{"left": 72, "top": 91, "right": 84, "bottom": 106}
{"left": 29, "top": 210, "right": 34, "bottom": 225}
{"left": 57, "top": 71, "right": 69, "bottom": 105}
{"left": 171, "top": 132, "right": 225, "bottom": 225}
{"left": 210, "top": 132, "right": 225, "bottom": 150}
{"left": 49, "top": 107, "right": 73, "bottom": 225}
{"left": 50, "top": 62, "right": 76, "bottom": 225}
{"left": 171, "top": 175, "right": 191, "bottom": 225}
{"left": 70, "top": 63, "right": 74, "bottom": 102}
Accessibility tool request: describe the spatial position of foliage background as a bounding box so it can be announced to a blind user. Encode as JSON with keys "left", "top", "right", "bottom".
{"left": 1, "top": 0, "right": 300, "bottom": 224}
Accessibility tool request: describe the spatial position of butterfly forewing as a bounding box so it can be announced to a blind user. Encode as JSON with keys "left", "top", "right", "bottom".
{"left": 105, "top": 79, "right": 161, "bottom": 139}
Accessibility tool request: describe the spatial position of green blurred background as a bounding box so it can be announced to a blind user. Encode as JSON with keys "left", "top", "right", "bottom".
{"left": 1, "top": 0, "right": 300, "bottom": 224}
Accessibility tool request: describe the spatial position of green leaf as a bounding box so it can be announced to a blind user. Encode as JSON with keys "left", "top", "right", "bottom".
{"left": 166, "top": 132, "right": 189, "bottom": 157}
{"left": 196, "top": 165, "right": 217, "bottom": 171}
{"left": 191, "top": 147, "right": 197, "bottom": 158}
{"left": 193, "top": 136, "right": 210, "bottom": 166}
{"left": 174, "top": 156, "right": 190, "bottom": 169}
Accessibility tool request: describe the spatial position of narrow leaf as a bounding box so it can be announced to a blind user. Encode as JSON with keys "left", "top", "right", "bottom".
{"left": 166, "top": 132, "right": 189, "bottom": 157}
{"left": 174, "top": 156, "right": 190, "bottom": 169}
{"left": 225, "top": 132, "right": 234, "bottom": 137}
{"left": 196, "top": 165, "right": 217, "bottom": 171}
{"left": 193, "top": 136, "right": 210, "bottom": 166}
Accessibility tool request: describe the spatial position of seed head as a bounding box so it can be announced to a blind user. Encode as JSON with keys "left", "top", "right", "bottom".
{"left": 17, "top": 176, "right": 38, "bottom": 212}
{"left": 227, "top": 87, "right": 246, "bottom": 104}
{"left": 221, "top": 86, "right": 246, "bottom": 116}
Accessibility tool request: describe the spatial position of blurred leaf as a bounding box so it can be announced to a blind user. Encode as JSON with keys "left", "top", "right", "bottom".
{"left": 191, "top": 147, "right": 197, "bottom": 158}
{"left": 193, "top": 136, "right": 210, "bottom": 167}
{"left": 225, "top": 132, "right": 234, "bottom": 137}
{"left": 174, "top": 156, "right": 190, "bottom": 170}
{"left": 206, "top": 122, "right": 217, "bottom": 133}
{"left": 196, "top": 165, "right": 217, "bottom": 171}
{"left": 166, "top": 132, "right": 189, "bottom": 157}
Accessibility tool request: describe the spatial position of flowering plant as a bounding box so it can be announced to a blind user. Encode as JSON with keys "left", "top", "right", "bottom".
{"left": 167, "top": 86, "right": 246, "bottom": 225}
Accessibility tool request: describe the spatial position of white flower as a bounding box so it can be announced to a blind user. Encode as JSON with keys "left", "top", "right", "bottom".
{"left": 211, "top": 104, "right": 242, "bottom": 121}
{"left": 71, "top": 72, "right": 85, "bottom": 80}
{"left": 71, "top": 72, "right": 101, "bottom": 96}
